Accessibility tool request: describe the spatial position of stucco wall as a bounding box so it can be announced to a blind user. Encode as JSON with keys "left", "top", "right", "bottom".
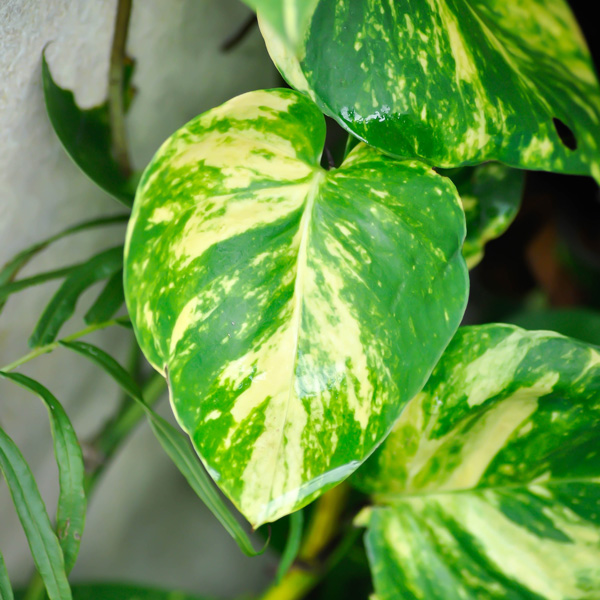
{"left": 0, "top": 1, "right": 277, "bottom": 595}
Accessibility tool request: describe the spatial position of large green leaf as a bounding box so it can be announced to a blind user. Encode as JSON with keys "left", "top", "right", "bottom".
{"left": 354, "top": 324, "right": 600, "bottom": 600}
{"left": 124, "top": 88, "right": 468, "bottom": 527}
{"left": 42, "top": 53, "right": 139, "bottom": 207}
{"left": 443, "top": 163, "right": 524, "bottom": 268}
{"left": 251, "top": 0, "right": 600, "bottom": 180}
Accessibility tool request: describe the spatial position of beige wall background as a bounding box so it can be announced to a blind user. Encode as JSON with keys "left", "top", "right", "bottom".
{"left": 0, "top": 1, "right": 277, "bottom": 595}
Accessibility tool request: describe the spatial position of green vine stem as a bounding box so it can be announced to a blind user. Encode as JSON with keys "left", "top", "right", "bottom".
{"left": 0, "top": 318, "right": 128, "bottom": 373}
{"left": 108, "top": 0, "right": 133, "bottom": 175}
{"left": 84, "top": 372, "right": 166, "bottom": 495}
{"left": 260, "top": 482, "right": 351, "bottom": 600}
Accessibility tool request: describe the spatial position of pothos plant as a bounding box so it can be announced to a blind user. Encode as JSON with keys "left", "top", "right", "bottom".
{"left": 1, "top": 1, "right": 599, "bottom": 599}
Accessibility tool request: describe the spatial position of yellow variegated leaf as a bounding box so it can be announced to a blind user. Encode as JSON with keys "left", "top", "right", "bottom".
{"left": 124, "top": 88, "right": 468, "bottom": 527}
{"left": 355, "top": 324, "right": 600, "bottom": 599}
{"left": 250, "top": 0, "right": 600, "bottom": 181}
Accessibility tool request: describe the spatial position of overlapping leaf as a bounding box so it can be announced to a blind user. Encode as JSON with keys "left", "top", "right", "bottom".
{"left": 443, "top": 163, "right": 524, "bottom": 268}
{"left": 0, "top": 428, "right": 71, "bottom": 600}
{"left": 0, "top": 373, "right": 86, "bottom": 573}
{"left": 250, "top": 0, "right": 600, "bottom": 181}
{"left": 354, "top": 324, "right": 600, "bottom": 600}
{"left": 42, "top": 53, "right": 139, "bottom": 207}
{"left": 124, "top": 88, "right": 468, "bottom": 527}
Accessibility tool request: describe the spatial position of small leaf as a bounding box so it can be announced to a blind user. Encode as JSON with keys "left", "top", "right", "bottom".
{"left": 253, "top": 0, "right": 600, "bottom": 181}
{"left": 276, "top": 510, "right": 304, "bottom": 582}
{"left": 355, "top": 324, "right": 600, "bottom": 600}
{"left": 0, "top": 265, "right": 82, "bottom": 307}
{"left": 0, "top": 551, "right": 14, "bottom": 600}
{"left": 124, "top": 88, "right": 468, "bottom": 527}
{"left": 442, "top": 163, "right": 524, "bottom": 269}
{"left": 29, "top": 245, "right": 124, "bottom": 347}
{"left": 42, "top": 52, "right": 139, "bottom": 207}
{"left": 0, "top": 214, "right": 128, "bottom": 289}
{"left": 84, "top": 269, "right": 125, "bottom": 325}
{"left": 0, "top": 428, "right": 71, "bottom": 600}
{"left": 0, "top": 372, "right": 86, "bottom": 573}
{"left": 60, "top": 340, "right": 267, "bottom": 556}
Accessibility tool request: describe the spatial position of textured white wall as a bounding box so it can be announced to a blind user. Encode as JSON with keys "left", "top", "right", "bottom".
{"left": 0, "top": 0, "right": 277, "bottom": 595}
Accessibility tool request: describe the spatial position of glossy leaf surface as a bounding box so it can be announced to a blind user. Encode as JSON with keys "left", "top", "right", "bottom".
{"left": 124, "top": 88, "right": 468, "bottom": 526}
{"left": 0, "top": 428, "right": 71, "bottom": 600}
{"left": 444, "top": 163, "right": 524, "bottom": 268}
{"left": 253, "top": 0, "right": 600, "bottom": 180}
{"left": 0, "top": 372, "right": 86, "bottom": 573}
{"left": 355, "top": 324, "right": 600, "bottom": 600}
{"left": 42, "top": 53, "right": 138, "bottom": 207}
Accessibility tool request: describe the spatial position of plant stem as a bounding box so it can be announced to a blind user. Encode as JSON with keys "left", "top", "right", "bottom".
{"left": 0, "top": 318, "right": 128, "bottom": 373}
{"left": 84, "top": 372, "right": 166, "bottom": 495}
{"left": 108, "top": 0, "right": 133, "bottom": 176}
{"left": 260, "top": 482, "right": 351, "bottom": 600}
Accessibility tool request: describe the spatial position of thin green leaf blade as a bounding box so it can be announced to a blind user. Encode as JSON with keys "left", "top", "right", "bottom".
{"left": 443, "top": 163, "right": 524, "bottom": 269}
{"left": 59, "top": 341, "right": 267, "bottom": 556}
{"left": 0, "top": 551, "right": 14, "bottom": 600}
{"left": 29, "top": 245, "right": 124, "bottom": 347}
{"left": 0, "top": 372, "right": 86, "bottom": 573}
{"left": 255, "top": 0, "right": 600, "bottom": 181}
{"left": 0, "top": 214, "right": 128, "bottom": 288}
{"left": 355, "top": 324, "right": 600, "bottom": 600}
{"left": 276, "top": 510, "right": 304, "bottom": 582}
{"left": 42, "top": 52, "right": 138, "bottom": 207}
{"left": 0, "top": 265, "right": 82, "bottom": 304}
{"left": 124, "top": 88, "right": 468, "bottom": 527}
{"left": 0, "top": 428, "right": 72, "bottom": 600}
{"left": 84, "top": 269, "right": 125, "bottom": 325}
{"left": 51, "top": 582, "right": 211, "bottom": 600}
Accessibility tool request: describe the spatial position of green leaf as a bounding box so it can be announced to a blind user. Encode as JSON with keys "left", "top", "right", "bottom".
{"left": 0, "top": 214, "right": 128, "bottom": 315}
{"left": 42, "top": 52, "right": 139, "bottom": 207}
{"left": 29, "top": 245, "right": 124, "bottom": 347}
{"left": 507, "top": 307, "right": 600, "bottom": 346}
{"left": 443, "top": 163, "right": 524, "bottom": 269}
{"left": 123, "top": 88, "right": 468, "bottom": 527}
{"left": 252, "top": 0, "right": 600, "bottom": 181}
{"left": 0, "top": 265, "right": 82, "bottom": 305}
{"left": 60, "top": 341, "right": 267, "bottom": 556}
{"left": 0, "top": 372, "right": 86, "bottom": 573}
{"left": 276, "top": 510, "right": 304, "bottom": 582}
{"left": 0, "top": 428, "right": 71, "bottom": 600}
{"left": 0, "top": 551, "right": 14, "bottom": 600}
{"left": 84, "top": 269, "right": 125, "bottom": 325}
{"left": 354, "top": 324, "right": 600, "bottom": 600}
{"left": 18, "top": 582, "right": 213, "bottom": 600}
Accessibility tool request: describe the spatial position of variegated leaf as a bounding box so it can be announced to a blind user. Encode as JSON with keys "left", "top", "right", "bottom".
{"left": 124, "top": 88, "right": 468, "bottom": 527}
{"left": 250, "top": 0, "right": 600, "bottom": 181}
{"left": 354, "top": 324, "right": 600, "bottom": 600}
{"left": 443, "top": 163, "right": 524, "bottom": 269}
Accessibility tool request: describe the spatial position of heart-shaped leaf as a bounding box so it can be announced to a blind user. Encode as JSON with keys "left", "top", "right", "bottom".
{"left": 124, "top": 88, "right": 468, "bottom": 527}
{"left": 251, "top": 0, "right": 600, "bottom": 181}
{"left": 354, "top": 324, "right": 600, "bottom": 600}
